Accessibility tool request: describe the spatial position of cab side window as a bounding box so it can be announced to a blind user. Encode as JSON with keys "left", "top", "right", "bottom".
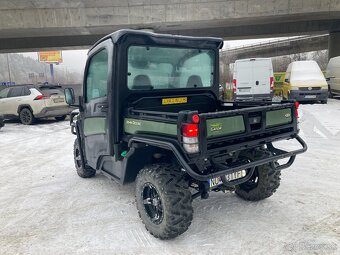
{"left": 85, "top": 49, "right": 108, "bottom": 102}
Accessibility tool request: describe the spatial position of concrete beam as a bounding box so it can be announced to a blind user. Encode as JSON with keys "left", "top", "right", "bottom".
{"left": 222, "top": 35, "right": 329, "bottom": 62}
{"left": 0, "top": 34, "right": 102, "bottom": 53}
{"left": 0, "top": 1, "right": 340, "bottom": 52}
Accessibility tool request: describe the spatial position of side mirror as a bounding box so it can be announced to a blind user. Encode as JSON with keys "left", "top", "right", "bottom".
{"left": 284, "top": 79, "right": 289, "bottom": 83}
{"left": 64, "top": 88, "right": 75, "bottom": 105}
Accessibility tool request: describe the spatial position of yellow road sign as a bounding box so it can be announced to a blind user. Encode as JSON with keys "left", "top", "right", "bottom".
{"left": 38, "top": 51, "right": 62, "bottom": 63}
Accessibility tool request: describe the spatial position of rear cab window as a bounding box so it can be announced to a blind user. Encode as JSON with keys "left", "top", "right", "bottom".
{"left": 127, "top": 46, "right": 215, "bottom": 90}
{"left": 39, "top": 88, "right": 63, "bottom": 97}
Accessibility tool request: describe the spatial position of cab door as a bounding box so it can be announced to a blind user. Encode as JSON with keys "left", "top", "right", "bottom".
{"left": 82, "top": 41, "right": 112, "bottom": 169}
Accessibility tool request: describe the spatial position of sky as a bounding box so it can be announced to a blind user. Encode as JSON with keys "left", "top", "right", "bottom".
{"left": 19, "top": 37, "right": 289, "bottom": 74}
{"left": 20, "top": 49, "right": 89, "bottom": 74}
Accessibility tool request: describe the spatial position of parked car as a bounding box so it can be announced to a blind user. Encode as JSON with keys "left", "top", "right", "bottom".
{"left": 325, "top": 56, "right": 340, "bottom": 98}
{"left": 0, "top": 85, "right": 71, "bottom": 125}
{"left": 283, "top": 61, "right": 328, "bottom": 103}
{"left": 232, "top": 58, "right": 274, "bottom": 101}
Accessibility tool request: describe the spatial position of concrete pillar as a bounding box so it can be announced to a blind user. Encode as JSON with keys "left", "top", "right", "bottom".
{"left": 329, "top": 31, "right": 340, "bottom": 59}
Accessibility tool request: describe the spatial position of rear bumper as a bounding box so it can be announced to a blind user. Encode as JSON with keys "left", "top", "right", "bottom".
{"left": 129, "top": 135, "right": 307, "bottom": 183}
{"left": 290, "top": 89, "right": 328, "bottom": 102}
{"left": 235, "top": 93, "right": 272, "bottom": 101}
{"left": 35, "top": 106, "right": 72, "bottom": 118}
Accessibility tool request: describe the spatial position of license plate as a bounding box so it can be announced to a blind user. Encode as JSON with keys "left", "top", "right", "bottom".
{"left": 239, "top": 88, "right": 250, "bottom": 92}
{"left": 209, "top": 170, "right": 247, "bottom": 188}
{"left": 225, "top": 170, "right": 247, "bottom": 182}
{"left": 53, "top": 98, "right": 64, "bottom": 103}
{"left": 305, "top": 95, "right": 316, "bottom": 99}
{"left": 209, "top": 177, "right": 222, "bottom": 188}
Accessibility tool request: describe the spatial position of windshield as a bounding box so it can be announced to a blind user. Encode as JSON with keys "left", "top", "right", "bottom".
{"left": 291, "top": 62, "right": 325, "bottom": 81}
{"left": 127, "top": 46, "right": 215, "bottom": 90}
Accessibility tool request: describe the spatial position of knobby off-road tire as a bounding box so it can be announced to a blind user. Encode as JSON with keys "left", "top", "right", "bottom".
{"left": 135, "top": 164, "right": 193, "bottom": 239}
{"left": 19, "top": 108, "right": 35, "bottom": 125}
{"left": 235, "top": 150, "right": 281, "bottom": 201}
{"left": 73, "top": 139, "right": 96, "bottom": 178}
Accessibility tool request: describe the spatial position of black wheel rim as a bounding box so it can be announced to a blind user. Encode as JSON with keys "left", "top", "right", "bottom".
{"left": 21, "top": 110, "right": 31, "bottom": 124}
{"left": 240, "top": 169, "right": 259, "bottom": 192}
{"left": 75, "top": 147, "right": 82, "bottom": 168}
{"left": 142, "top": 183, "right": 163, "bottom": 224}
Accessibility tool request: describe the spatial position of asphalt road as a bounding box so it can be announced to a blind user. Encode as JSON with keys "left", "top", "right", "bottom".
{"left": 0, "top": 100, "right": 339, "bottom": 255}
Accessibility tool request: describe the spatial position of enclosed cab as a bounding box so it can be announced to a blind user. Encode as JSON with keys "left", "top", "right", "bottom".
{"left": 326, "top": 56, "right": 340, "bottom": 97}
{"left": 64, "top": 30, "right": 307, "bottom": 240}
{"left": 284, "top": 60, "right": 328, "bottom": 103}
{"left": 233, "top": 58, "right": 274, "bottom": 101}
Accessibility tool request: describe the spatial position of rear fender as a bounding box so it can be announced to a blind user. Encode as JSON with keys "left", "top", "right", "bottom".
{"left": 121, "top": 141, "right": 179, "bottom": 184}
{"left": 17, "top": 104, "right": 33, "bottom": 115}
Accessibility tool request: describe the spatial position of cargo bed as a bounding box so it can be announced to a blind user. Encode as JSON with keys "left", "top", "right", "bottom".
{"left": 124, "top": 101, "right": 307, "bottom": 182}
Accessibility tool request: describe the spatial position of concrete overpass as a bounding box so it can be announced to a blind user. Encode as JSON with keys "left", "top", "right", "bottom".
{"left": 0, "top": 0, "right": 340, "bottom": 57}
{"left": 222, "top": 35, "right": 329, "bottom": 62}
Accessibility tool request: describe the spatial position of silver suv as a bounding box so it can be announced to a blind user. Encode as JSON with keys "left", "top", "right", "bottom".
{"left": 0, "top": 85, "right": 71, "bottom": 125}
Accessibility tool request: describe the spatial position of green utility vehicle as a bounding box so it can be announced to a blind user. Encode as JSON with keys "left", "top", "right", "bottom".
{"left": 64, "top": 30, "right": 307, "bottom": 239}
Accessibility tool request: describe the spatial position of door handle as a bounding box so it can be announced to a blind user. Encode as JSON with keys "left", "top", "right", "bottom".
{"left": 16, "top": 99, "right": 22, "bottom": 101}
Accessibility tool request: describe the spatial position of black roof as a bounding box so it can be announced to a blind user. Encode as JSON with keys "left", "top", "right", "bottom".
{"left": 89, "top": 29, "right": 224, "bottom": 52}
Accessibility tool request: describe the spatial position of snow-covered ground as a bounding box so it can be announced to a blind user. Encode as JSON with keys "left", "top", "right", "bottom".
{"left": 0, "top": 100, "right": 339, "bottom": 255}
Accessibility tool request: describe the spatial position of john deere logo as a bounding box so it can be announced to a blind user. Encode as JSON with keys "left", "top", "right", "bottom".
{"left": 275, "top": 75, "right": 282, "bottom": 82}
{"left": 126, "top": 120, "right": 141, "bottom": 126}
{"left": 284, "top": 113, "right": 291, "bottom": 118}
{"left": 211, "top": 123, "right": 222, "bottom": 132}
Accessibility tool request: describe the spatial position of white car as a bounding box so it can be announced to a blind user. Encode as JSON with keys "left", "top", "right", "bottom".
{"left": 233, "top": 58, "right": 274, "bottom": 102}
{"left": 0, "top": 85, "right": 71, "bottom": 125}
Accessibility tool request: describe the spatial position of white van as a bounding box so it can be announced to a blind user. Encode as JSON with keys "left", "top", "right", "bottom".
{"left": 233, "top": 58, "right": 274, "bottom": 101}
{"left": 284, "top": 60, "right": 328, "bottom": 103}
{"left": 326, "top": 56, "right": 340, "bottom": 97}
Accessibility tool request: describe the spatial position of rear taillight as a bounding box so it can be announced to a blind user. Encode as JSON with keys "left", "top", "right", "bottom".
{"left": 34, "top": 95, "right": 44, "bottom": 100}
{"left": 295, "top": 101, "right": 300, "bottom": 118}
{"left": 233, "top": 79, "right": 237, "bottom": 92}
{"left": 270, "top": 77, "right": 274, "bottom": 91}
{"left": 34, "top": 94, "right": 50, "bottom": 100}
{"left": 182, "top": 123, "right": 199, "bottom": 153}
{"left": 191, "top": 114, "right": 200, "bottom": 124}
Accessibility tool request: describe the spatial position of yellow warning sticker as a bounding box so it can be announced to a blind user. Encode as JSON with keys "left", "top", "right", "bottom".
{"left": 162, "top": 97, "right": 188, "bottom": 105}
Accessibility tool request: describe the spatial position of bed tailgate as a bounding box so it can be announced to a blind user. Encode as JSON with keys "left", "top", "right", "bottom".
{"left": 198, "top": 103, "right": 298, "bottom": 154}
